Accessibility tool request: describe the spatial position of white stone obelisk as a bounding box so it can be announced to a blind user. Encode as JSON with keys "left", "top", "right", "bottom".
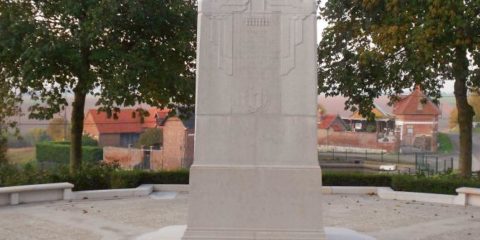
{"left": 183, "top": 0, "right": 325, "bottom": 239}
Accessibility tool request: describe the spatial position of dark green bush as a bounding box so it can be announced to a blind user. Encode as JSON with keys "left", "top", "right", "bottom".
{"left": 322, "top": 172, "right": 392, "bottom": 187}
{"left": 0, "top": 163, "right": 189, "bottom": 190}
{"left": 110, "top": 170, "right": 144, "bottom": 189}
{"left": 110, "top": 169, "right": 190, "bottom": 188}
{"left": 3, "top": 164, "right": 480, "bottom": 195}
{"left": 36, "top": 141, "right": 103, "bottom": 165}
{"left": 140, "top": 169, "right": 190, "bottom": 184}
{"left": 82, "top": 135, "right": 99, "bottom": 146}
{"left": 391, "top": 174, "right": 480, "bottom": 195}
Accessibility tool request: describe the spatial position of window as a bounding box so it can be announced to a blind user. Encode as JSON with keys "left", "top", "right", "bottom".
{"left": 407, "top": 125, "right": 414, "bottom": 135}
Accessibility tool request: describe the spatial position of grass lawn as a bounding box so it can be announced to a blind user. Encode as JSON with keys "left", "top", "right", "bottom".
{"left": 6, "top": 147, "right": 36, "bottom": 165}
{"left": 437, "top": 133, "right": 454, "bottom": 154}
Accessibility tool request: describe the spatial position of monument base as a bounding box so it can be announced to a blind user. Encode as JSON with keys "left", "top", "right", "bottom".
{"left": 183, "top": 165, "right": 325, "bottom": 240}
{"left": 135, "top": 225, "right": 376, "bottom": 240}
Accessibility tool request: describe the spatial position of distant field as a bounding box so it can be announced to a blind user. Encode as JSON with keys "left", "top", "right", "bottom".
{"left": 6, "top": 147, "right": 35, "bottom": 165}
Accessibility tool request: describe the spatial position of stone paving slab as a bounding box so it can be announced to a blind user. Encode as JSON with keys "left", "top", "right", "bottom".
{"left": 1, "top": 193, "right": 480, "bottom": 240}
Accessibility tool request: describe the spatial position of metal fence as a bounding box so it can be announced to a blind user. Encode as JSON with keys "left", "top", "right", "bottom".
{"left": 318, "top": 150, "right": 455, "bottom": 175}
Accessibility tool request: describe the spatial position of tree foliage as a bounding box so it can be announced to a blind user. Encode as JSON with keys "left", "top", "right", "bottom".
{"left": 0, "top": 80, "right": 21, "bottom": 165}
{"left": 46, "top": 118, "right": 69, "bottom": 141}
{"left": 450, "top": 93, "right": 480, "bottom": 128}
{"left": 318, "top": 0, "right": 480, "bottom": 176}
{"left": 0, "top": 0, "right": 197, "bottom": 172}
{"left": 136, "top": 128, "right": 163, "bottom": 148}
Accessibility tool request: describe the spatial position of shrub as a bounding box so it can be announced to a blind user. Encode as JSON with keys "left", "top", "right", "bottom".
{"left": 391, "top": 174, "right": 480, "bottom": 195}
{"left": 136, "top": 128, "right": 163, "bottom": 148}
{"left": 36, "top": 141, "right": 102, "bottom": 165}
{"left": 3, "top": 165, "right": 480, "bottom": 196}
{"left": 322, "top": 172, "right": 392, "bottom": 187}
{"left": 0, "top": 162, "right": 188, "bottom": 190}
{"left": 82, "top": 135, "right": 99, "bottom": 146}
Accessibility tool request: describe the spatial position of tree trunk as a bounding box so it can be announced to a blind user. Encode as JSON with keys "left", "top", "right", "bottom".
{"left": 70, "top": 91, "right": 87, "bottom": 174}
{"left": 0, "top": 134, "right": 7, "bottom": 165}
{"left": 453, "top": 47, "right": 475, "bottom": 177}
{"left": 70, "top": 5, "right": 91, "bottom": 174}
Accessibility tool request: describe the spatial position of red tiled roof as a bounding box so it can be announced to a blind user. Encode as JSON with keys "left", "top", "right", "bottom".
{"left": 318, "top": 114, "right": 339, "bottom": 129}
{"left": 86, "top": 108, "right": 169, "bottom": 134}
{"left": 393, "top": 87, "right": 441, "bottom": 116}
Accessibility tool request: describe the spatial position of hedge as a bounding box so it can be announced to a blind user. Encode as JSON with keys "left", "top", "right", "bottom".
{"left": 0, "top": 163, "right": 189, "bottom": 191}
{"left": 2, "top": 163, "right": 480, "bottom": 194}
{"left": 391, "top": 175, "right": 480, "bottom": 195}
{"left": 322, "top": 172, "right": 392, "bottom": 187}
{"left": 36, "top": 141, "right": 103, "bottom": 165}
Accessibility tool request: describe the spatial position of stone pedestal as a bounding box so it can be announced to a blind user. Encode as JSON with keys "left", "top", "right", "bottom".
{"left": 183, "top": 0, "right": 324, "bottom": 239}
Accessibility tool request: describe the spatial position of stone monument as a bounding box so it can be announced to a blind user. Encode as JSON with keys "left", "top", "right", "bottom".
{"left": 183, "top": 0, "right": 324, "bottom": 239}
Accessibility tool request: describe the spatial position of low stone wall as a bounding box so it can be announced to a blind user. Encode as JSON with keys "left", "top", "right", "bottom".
{"left": 0, "top": 183, "right": 73, "bottom": 206}
{"left": 318, "top": 130, "right": 397, "bottom": 152}
{"left": 3, "top": 183, "right": 480, "bottom": 208}
{"left": 103, "top": 147, "right": 182, "bottom": 170}
{"left": 103, "top": 147, "right": 145, "bottom": 169}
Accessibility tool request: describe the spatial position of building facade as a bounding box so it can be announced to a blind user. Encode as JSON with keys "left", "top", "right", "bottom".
{"left": 393, "top": 87, "right": 441, "bottom": 152}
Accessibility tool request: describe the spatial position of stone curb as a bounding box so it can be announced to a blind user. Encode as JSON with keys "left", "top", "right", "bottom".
{"left": 2, "top": 183, "right": 480, "bottom": 208}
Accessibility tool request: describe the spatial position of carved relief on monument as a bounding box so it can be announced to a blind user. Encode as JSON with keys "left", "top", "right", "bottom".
{"left": 199, "top": 0, "right": 315, "bottom": 14}
{"left": 206, "top": 15, "right": 233, "bottom": 75}
{"left": 204, "top": 13, "right": 308, "bottom": 76}
{"left": 267, "top": 0, "right": 316, "bottom": 13}
{"left": 233, "top": 86, "right": 269, "bottom": 113}
{"left": 199, "top": 0, "right": 250, "bottom": 13}
{"left": 280, "top": 15, "right": 309, "bottom": 75}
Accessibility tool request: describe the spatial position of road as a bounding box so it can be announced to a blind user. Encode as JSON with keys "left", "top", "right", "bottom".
{"left": 447, "top": 132, "right": 480, "bottom": 171}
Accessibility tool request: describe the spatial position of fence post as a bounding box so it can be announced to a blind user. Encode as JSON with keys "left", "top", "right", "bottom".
{"left": 451, "top": 158, "right": 454, "bottom": 171}
{"left": 397, "top": 152, "right": 400, "bottom": 164}
{"left": 381, "top": 151, "right": 384, "bottom": 162}
{"left": 332, "top": 148, "right": 335, "bottom": 161}
{"left": 444, "top": 159, "right": 447, "bottom": 173}
{"left": 415, "top": 153, "right": 418, "bottom": 172}
{"left": 435, "top": 157, "right": 438, "bottom": 174}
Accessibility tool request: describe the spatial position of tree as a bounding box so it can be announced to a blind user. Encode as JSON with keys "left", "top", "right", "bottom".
{"left": 46, "top": 118, "right": 69, "bottom": 141}
{"left": 450, "top": 93, "right": 480, "bottom": 128}
{"left": 318, "top": 0, "right": 480, "bottom": 177}
{"left": 136, "top": 128, "right": 163, "bottom": 148}
{"left": 0, "top": 1, "right": 196, "bottom": 173}
{"left": 0, "top": 80, "right": 21, "bottom": 165}
{"left": 26, "top": 128, "right": 51, "bottom": 144}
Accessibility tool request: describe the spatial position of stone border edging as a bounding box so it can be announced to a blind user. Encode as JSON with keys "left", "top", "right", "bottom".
{"left": 73, "top": 184, "right": 153, "bottom": 200}
{"left": 2, "top": 183, "right": 480, "bottom": 208}
{"left": 0, "top": 182, "right": 73, "bottom": 206}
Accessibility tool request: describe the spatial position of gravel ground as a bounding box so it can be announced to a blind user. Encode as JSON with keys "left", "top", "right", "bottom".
{"left": 1, "top": 193, "right": 480, "bottom": 240}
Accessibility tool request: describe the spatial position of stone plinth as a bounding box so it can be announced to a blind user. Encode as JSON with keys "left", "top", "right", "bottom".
{"left": 183, "top": 0, "right": 324, "bottom": 239}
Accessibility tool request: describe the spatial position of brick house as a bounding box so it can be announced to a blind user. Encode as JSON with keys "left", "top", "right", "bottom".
{"left": 393, "top": 87, "right": 441, "bottom": 152}
{"left": 318, "top": 113, "right": 396, "bottom": 152}
{"left": 345, "top": 104, "right": 396, "bottom": 134}
{"left": 89, "top": 108, "right": 196, "bottom": 170}
{"left": 83, "top": 108, "right": 169, "bottom": 147}
{"left": 161, "top": 115, "right": 195, "bottom": 169}
{"left": 318, "top": 114, "right": 347, "bottom": 132}
{"left": 317, "top": 87, "right": 440, "bottom": 153}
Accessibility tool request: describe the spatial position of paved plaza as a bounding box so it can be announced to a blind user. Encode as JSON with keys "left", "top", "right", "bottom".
{"left": 1, "top": 192, "right": 480, "bottom": 240}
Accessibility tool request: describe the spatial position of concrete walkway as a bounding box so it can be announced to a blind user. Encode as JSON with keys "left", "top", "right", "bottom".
{"left": 1, "top": 193, "right": 480, "bottom": 240}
